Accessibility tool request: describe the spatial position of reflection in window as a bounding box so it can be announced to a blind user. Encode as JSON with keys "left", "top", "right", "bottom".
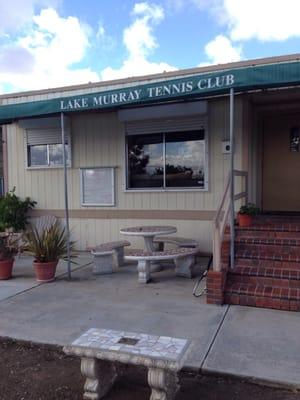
{"left": 28, "top": 145, "right": 48, "bottom": 166}
{"left": 127, "top": 130, "right": 206, "bottom": 189}
{"left": 128, "top": 134, "right": 163, "bottom": 188}
{"left": 166, "top": 131, "right": 205, "bottom": 188}
{"left": 28, "top": 144, "right": 69, "bottom": 167}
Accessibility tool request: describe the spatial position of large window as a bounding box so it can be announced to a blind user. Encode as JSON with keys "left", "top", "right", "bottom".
{"left": 127, "top": 129, "right": 206, "bottom": 190}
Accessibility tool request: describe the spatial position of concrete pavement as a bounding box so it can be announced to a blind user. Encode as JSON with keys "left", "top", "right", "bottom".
{"left": 0, "top": 254, "right": 299, "bottom": 389}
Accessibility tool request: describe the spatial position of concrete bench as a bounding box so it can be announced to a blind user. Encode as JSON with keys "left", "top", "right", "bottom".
{"left": 63, "top": 328, "right": 190, "bottom": 400}
{"left": 153, "top": 236, "right": 200, "bottom": 250}
{"left": 125, "top": 247, "right": 198, "bottom": 283}
{"left": 91, "top": 240, "right": 131, "bottom": 274}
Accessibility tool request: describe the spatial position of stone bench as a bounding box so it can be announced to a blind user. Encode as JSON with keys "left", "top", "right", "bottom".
{"left": 91, "top": 240, "right": 131, "bottom": 274}
{"left": 125, "top": 247, "right": 198, "bottom": 283}
{"left": 63, "top": 328, "right": 190, "bottom": 400}
{"left": 153, "top": 236, "right": 200, "bottom": 250}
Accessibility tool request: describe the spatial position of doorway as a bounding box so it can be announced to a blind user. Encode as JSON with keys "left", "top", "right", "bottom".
{"left": 262, "top": 114, "right": 300, "bottom": 212}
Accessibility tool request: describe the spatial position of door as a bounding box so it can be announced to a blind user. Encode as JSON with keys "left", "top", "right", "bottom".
{"left": 263, "top": 114, "right": 300, "bottom": 212}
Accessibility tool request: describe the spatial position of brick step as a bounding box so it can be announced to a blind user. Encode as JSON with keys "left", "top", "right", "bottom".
{"left": 235, "top": 236, "right": 300, "bottom": 246}
{"left": 235, "top": 228, "right": 300, "bottom": 240}
{"left": 236, "top": 223, "right": 300, "bottom": 233}
{"left": 224, "top": 282, "right": 300, "bottom": 311}
{"left": 227, "top": 272, "right": 300, "bottom": 288}
{"left": 235, "top": 243, "right": 300, "bottom": 257}
{"left": 235, "top": 250, "right": 300, "bottom": 262}
{"left": 226, "top": 282, "right": 300, "bottom": 300}
{"left": 235, "top": 257, "right": 300, "bottom": 270}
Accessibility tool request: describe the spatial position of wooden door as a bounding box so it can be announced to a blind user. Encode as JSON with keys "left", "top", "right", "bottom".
{"left": 263, "top": 114, "right": 300, "bottom": 212}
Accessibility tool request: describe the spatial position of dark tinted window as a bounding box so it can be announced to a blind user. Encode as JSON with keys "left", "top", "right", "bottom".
{"left": 128, "top": 134, "right": 163, "bottom": 188}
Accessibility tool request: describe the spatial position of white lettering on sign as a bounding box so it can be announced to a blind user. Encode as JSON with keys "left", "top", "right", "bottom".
{"left": 59, "top": 74, "right": 235, "bottom": 111}
{"left": 92, "top": 89, "right": 142, "bottom": 107}
{"left": 197, "top": 74, "right": 234, "bottom": 91}
{"left": 60, "top": 98, "right": 89, "bottom": 110}
{"left": 147, "top": 81, "right": 193, "bottom": 98}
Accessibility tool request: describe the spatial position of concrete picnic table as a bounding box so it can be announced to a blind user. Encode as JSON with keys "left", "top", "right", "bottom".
{"left": 120, "top": 225, "right": 177, "bottom": 251}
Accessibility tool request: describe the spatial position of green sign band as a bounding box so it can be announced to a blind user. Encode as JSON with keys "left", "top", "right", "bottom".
{"left": 1, "top": 60, "right": 300, "bottom": 124}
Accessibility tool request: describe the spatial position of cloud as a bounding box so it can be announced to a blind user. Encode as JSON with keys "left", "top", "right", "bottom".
{"left": 100, "top": 2, "right": 176, "bottom": 81}
{"left": 0, "top": 0, "right": 60, "bottom": 35}
{"left": 222, "top": 0, "right": 300, "bottom": 41}
{"left": 0, "top": 8, "right": 99, "bottom": 93}
{"left": 200, "top": 34, "right": 242, "bottom": 65}
{"left": 190, "top": 0, "right": 300, "bottom": 42}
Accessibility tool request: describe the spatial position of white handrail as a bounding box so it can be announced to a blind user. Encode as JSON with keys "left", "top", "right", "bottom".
{"left": 213, "top": 170, "right": 248, "bottom": 272}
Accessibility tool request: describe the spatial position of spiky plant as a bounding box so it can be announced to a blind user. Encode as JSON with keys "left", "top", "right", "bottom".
{"left": 24, "top": 221, "right": 76, "bottom": 263}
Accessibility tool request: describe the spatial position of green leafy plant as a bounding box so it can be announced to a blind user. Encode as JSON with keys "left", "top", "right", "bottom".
{"left": 24, "top": 221, "right": 76, "bottom": 263}
{"left": 239, "top": 203, "right": 260, "bottom": 216}
{"left": 0, "top": 234, "right": 19, "bottom": 261}
{"left": 0, "top": 188, "right": 36, "bottom": 232}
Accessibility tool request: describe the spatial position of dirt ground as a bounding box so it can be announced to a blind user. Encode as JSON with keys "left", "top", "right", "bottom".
{"left": 0, "top": 338, "right": 299, "bottom": 400}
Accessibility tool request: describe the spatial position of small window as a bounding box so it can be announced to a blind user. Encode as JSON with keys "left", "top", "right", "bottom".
{"left": 81, "top": 168, "right": 115, "bottom": 206}
{"left": 126, "top": 129, "right": 206, "bottom": 190}
{"left": 28, "top": 144, "right": 69, "bottom": 167}
{"left": 23, "top": 116, "right": 71, "bottom": 168}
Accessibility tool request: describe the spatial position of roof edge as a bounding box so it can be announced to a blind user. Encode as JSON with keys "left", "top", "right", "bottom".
{"left": 1, "top": 53, "right": 300, "bottom": 100}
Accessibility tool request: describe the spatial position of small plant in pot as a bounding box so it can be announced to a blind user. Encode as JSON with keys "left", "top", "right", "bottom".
{"left": 24, "top": 221, "right": 76, "bottom": 283}
{"left": 0, "top": 233, "right": 19, "bottom": 280}
{"left": 238, "top": 203, "right": 260, "bottom": 227}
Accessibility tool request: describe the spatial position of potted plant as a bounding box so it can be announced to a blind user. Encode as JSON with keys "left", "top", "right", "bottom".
{"left": 238, "top": 203, "right": 260, "bottom": 227}
{"left": 24, "top": 221, "right": 76, "bottom": 282}
{"left": 0, "top": 233, "right": 19, "bottom": 279}
{"left": 0, "top": 187, "right": 36, "bottom": 232}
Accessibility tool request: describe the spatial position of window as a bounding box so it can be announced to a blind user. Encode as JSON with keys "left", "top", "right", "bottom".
{"left": 28, "top": 143, "right": 69, "bottom": 167}
{"left": 21, "top": 116, "right": 71, "bottom": 168}
{"left": 127, "top": 129, "right": 206, "bottom": 190}
{"left": 81, "top": 168, "right": 115, "bottom": 206}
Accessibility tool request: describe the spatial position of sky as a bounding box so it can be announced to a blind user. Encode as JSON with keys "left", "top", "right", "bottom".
{"left": 1, "top": 0, "right": 300, "bottom": 95}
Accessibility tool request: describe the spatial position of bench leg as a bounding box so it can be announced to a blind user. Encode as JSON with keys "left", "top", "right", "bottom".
{"left": 137, "top": 260, "right": 151, "bottom": 283}
{"left": 115, "top": 247, "right": 125, "bottom": 267}
{"left": 148, "top": 367, "right": 179, "bottom": 400}
{"left": 174, "top": 256, "right": 195, "bottom": 278}
{"left": 81, "top": 357, "right": 117, "bottom": 399}
{"left": 93, "top": 254, "right": 114, "bottom": 275}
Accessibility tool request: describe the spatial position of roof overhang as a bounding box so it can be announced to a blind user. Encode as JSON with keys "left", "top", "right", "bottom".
{"left": 1, "top": 58, "right": 300, "bottom": 124}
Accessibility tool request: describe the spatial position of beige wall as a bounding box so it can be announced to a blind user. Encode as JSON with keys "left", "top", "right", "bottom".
{"left": 6, "top": 96, "right": 245, "bottom": 250}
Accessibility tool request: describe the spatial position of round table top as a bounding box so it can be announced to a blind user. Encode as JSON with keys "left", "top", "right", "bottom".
{"left": 120, "top": 225, "right": 177, "bottom": 237}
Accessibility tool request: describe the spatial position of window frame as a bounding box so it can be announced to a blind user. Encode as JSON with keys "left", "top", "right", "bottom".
{"left": 25, "top": 136, "right": 72, "bottom": 170}
{"left": 80, "top": 167, "right": 116, "bottom": 207}
{"left": 124, "top": 125, "right": 209, "bottom": 192}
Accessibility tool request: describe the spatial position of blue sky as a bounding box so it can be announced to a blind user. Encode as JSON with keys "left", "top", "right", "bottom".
{"left": 1, "top": 0, "right": 300, "bottom": 94}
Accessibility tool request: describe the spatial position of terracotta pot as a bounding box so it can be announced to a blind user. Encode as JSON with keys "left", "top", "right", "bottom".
{"left": 33, "top": 260, "right": 58, "bottom": 283}
{"left": 0, "top": 258, "right": 14, "bottom": 280}
{"left": 238, "top": 213, "right": 253, "bottom": 227}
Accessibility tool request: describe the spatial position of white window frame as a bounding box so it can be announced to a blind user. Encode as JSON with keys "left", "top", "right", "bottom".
{"left": 26, "top": 142, "right": 72, "bottom": 169}
{"left": 80, "top": 167, "right": 116, "bottom": 207}
{"left": 21, "top": 116, "right": 72, "bottom": 170}
{"left": 124, "top": 124, "right": 209, "bottom": 192}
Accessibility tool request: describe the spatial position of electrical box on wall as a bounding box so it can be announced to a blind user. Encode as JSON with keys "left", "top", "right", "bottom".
{"left": 222, "top": 141, "right": 231, "bottom": 154}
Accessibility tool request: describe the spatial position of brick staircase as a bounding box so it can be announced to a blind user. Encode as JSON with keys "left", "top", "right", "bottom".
{"left": 224, "top": 216, "right": 300, "bottom": 311}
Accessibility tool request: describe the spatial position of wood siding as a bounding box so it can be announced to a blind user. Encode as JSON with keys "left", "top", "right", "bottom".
{"left": 6, "top": 97, "right": 245, "bottom": 250}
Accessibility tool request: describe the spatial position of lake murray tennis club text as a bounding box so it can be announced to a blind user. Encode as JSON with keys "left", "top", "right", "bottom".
{"left": 60, "top": 74, "right": 235, "bottom": 111}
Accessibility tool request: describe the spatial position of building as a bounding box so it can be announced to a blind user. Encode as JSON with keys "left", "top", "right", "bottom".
{"left": 1, "top": 54, "right": 300, "bottom": 310}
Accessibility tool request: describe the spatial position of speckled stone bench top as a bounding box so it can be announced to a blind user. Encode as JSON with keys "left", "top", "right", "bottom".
{"left": 91, "top": 240, "right": 131, "bottom": 254}
{"left": 64, "top": 328, "right": 190, "bottom": 370}
{"left": 124, "top": 247, "right": 198, "bottom": 260}
{"left": 153, "top": 236, "right": 200, "bottom": 246}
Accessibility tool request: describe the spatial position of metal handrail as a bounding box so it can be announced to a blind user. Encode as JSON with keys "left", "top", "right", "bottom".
{"left": 213, "top": 169, "right": 248, "bottom": 272}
